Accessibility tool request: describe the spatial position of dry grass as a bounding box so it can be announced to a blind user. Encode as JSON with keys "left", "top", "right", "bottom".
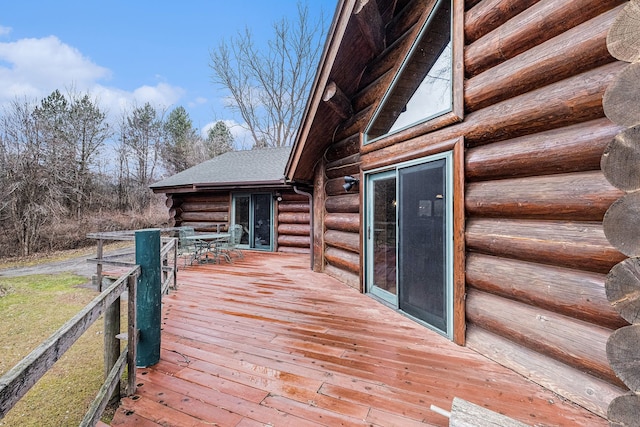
{"left": 0, "top": 196, "right": 170, "bottom": 261}
{"left": 0, "top": 241, "right": 133, "bottom": 270}
{"left": 0, "top": 274, "right": 127, "bottom": 426}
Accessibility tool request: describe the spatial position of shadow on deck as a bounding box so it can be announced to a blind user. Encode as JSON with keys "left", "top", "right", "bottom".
{"left": 110, "top": 251, "right": 605, "bottom": 426}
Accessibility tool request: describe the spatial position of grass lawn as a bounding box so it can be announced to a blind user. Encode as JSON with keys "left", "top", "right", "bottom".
{"left": 0, "top": 273, "right": 125, "bottom": 426}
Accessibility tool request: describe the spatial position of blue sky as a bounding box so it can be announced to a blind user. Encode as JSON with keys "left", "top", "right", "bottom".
{"left": 0, "top": 1, "right": 335, "bottom": 146}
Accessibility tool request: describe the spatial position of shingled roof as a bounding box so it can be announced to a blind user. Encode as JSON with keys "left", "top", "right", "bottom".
{"left": 150, "top": 146, "right": 292, "bottom": 193}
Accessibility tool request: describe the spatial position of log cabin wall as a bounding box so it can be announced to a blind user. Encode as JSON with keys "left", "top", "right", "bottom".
{"left": 276, "top": 192, "right": 311, "bottom": 254}
{"left": 166, "top": 190, "right": 311, "bottom": 253}
{"left": 462, "top": 1, "right": 629, "bottom": 417}
{"left": 323, "top": 134, "right": 362, "bottom": 289}
{"left": 167, "top": 192, "right": 231, "bottom": 232}
{"left": 311, "top": 0, "right": 632, "bottom": 418}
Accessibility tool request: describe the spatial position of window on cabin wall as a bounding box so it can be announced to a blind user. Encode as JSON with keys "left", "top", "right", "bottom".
{"left": 362, "top": 0, "right": 464, "bottom": 343}
{"left": 365, "top": 0, "right": 457, "bottom": 144}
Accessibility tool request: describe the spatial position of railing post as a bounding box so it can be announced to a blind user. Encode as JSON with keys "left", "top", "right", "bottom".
{"left": 96, "top": 238, "right": 104, "bottom": 292}
{"left": 135, "top": 229, "right": 161, "bottom": 367}
{"left": 173, "top": 238, "right": 178, "bottom": 290}
{"left": 104, "top": 296, "right": 120, "bottom": 404}
{"left": 127, "top": 274, "right": 137, "bottom": 395}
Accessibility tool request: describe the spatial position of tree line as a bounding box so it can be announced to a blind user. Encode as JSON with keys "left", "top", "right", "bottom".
{"left": 0, "top": 2, "right": 326, "bottom": 258}
{"left": 0, "top": 90, "right": 233, "bottom": 257}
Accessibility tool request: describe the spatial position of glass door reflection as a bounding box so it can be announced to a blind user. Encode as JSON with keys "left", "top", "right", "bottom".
{"left": 368, "top": 172, "right": 397, "bottom": 304}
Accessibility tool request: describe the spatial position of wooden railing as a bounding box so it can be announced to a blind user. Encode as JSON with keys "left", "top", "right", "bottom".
{"left": 0, "top": 229, "right": 179, "bottom": 425}
{"left": 87, "top": 228, "right": 179, "bottom": 293}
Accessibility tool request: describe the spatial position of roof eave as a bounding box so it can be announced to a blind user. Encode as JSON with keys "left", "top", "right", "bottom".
{"left": 285, "top": 0, "right": 355, "bottom": 182}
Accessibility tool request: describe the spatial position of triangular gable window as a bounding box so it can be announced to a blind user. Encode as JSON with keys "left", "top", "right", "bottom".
{"left": 365, "top": 0, "right": 457, "bottom": 143}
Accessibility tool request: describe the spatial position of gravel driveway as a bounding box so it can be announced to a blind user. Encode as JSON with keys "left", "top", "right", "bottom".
{"left": 0, "top": 246, "right": 135, "bottom": 280}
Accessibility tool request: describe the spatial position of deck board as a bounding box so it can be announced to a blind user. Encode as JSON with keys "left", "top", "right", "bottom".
{"left": 110, "top": 252, "right": 607, "bottom": 426}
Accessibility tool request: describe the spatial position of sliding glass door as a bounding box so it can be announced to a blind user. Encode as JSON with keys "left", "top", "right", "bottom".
{"left": 367, "top": 171, "right": 397, "bottom": 304}
{"left": 366, "top": 152, "right": 453, "bottom": 338}
{"left": 232, "top": 193, "right": 273, "bottom": 250}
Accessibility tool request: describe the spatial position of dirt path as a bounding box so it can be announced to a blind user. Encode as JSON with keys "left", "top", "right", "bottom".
{"left": 0, "top": 246, "right": 135, "bottom": 279}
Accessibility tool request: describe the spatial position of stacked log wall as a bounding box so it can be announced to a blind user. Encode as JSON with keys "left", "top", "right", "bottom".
{"left": 316, "top": 0, "right": 631, "bottom": 417}
{"left": 323, "top": 134, "right": 361, "bottom": 289}
{"left": 277, "top": 191, "right": 311, "bottom": 254}
{"left": 461, "top": 0, "right": 628, "bottom": 417}
{"left": 169, "top": 193, "right": 230, "bottom": 232}
{"left": 168, "top": 190, "right": 311, "bottom": 253}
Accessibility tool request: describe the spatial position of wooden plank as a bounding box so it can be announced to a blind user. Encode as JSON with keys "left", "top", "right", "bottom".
{"left": 449, "top": 397, "right": 530, "bottom": 426}
{"left": 466, "top": 118, "right": 621, "bottom": 181}
{"left": 277, "top": 223, "right": 311, "bottom": 236}
{"left": 464, "top": 0, "right": 541, "bottom": 44}
{"left": 326, "top": 153, "right": 361, "bottom": 180}
{"left": 277, "top": 202, "right": 310, "bottom": 213}
{"left": 466, "top": 218, "right": 625, "bottom": 274}
{"left": 325, "top": 212, "right": 360, "bottom": 233}
{"left": 465, "top": 6, "right": 620, "bottom": 112}
{"left": 325, "top": 229, "right": 360, "bottom": 253}
{"left": 325, "top": 246, "right": 360, "bottom": 274}
{"left": 466, "top": 325, "right": 625, "bottom": 419}
{"left": 313, "top": 157, "right": 326, "bottom": 272}
{"left": 324, "top": 264, "right": 360, "bottom": 290}
{"left": 466, "top": 252, "right": 625, "bottom": 329}
{"left": 278, "top": 212, "right": 311, "bottom": 224}
{"left": 465, "top": 0, "right": 625, "bottom": 77}
{"left": 465, "top": 170, "right": 623, "bottom": 221}
{"left": 111, "top": 253, "right": 610, "bottom": 427}
{"left": 277, "top": 235, "right": 310, "bottom": 248}
{"left": 325, "top": 194, "right": 360, "bottom": 214}
{"left": 80, "top": 345, "right": 128, "bottom": 427}
{"left": 466, "top": 289, "right": 621, "bottom": 386}
{"left": 0, "top": 265, "right": 139, "bottom": 417}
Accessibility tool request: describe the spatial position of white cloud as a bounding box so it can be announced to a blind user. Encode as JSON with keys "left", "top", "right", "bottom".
{"left": 188, "top": 96, "right": 207, "bottom": 108}
{"left": 0, "top": 35, "right": 185, "bottom": 121}
{"left": 0, "top": 36, "right": 110, "bottom": 97}
{"left": 0, "top": 26, "right": 12, "bottom": 36}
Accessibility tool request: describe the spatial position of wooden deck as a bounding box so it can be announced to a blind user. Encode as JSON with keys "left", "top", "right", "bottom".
{"left": 110, "top": 252, "right": 606, "bottom": 427}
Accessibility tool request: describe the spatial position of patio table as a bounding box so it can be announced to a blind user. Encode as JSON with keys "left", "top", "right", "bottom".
{"left": 185, "top": 233, "right": 231, "bottom": 263}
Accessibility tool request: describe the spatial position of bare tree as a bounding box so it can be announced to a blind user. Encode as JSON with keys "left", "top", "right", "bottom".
{"left": 0, "top": 98, "right": 65, "bottom": 256}
{"left": 119, "top": 103, "right": 164, "bottom": 210}
{"left": 30, "top": 89, "right": 111, "bottom": 218}
{"left": 66, "top": 92, "right": 111, "bottom": 216}
{"left": 209, "top": 2, "right": 325, "bottom": 148}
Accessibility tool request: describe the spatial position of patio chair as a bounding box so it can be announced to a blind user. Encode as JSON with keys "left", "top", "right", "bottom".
{"left": 218, "top": 224, "right": 244, "bottom": 261}
{"left": 178, "top": 227, "right": 207, "bottom": 266}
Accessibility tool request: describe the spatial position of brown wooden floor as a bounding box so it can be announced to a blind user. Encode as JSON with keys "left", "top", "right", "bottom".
{"left": 110, "top": 251, "right": 606, "bottom": 427}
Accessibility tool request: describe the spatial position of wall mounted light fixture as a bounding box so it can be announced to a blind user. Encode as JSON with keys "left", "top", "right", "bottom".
{"left": 343, "top": 175, "right": 359, "bottom": 192}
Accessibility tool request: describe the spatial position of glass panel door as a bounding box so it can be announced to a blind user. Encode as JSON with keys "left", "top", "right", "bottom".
{"left": 367, "top": 172, "right": 397, "bottom": 304}
{"left": 365, "top": 153, "right": 453, "bottom": 338}
{"left": 398, "top": 159, "right": 449, "bottom": 334}
{"left": 232, "top": 193, "right": 273, "bottom": 250}
{"left": 252, "top": 193, "right": 272, "bottom": 250}
{"left": 234, "top": 195, "right": 250, "bottom": 245}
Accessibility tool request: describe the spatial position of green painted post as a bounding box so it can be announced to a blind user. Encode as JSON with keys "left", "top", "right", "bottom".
{"left": 135, "top": 229, "right": 161, "bottom": 367}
